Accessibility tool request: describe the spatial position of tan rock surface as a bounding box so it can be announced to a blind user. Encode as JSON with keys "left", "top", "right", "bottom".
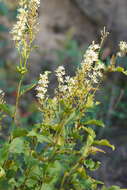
{"left": 36, "top": 0, "right": 127, "bottom": 52}
{"left": 37, "top": 0, "right": 96, "bottom": 52}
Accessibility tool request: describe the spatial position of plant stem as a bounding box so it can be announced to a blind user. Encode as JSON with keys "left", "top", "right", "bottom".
{"left": 60, "top": 157, "right": 83, "bottom": 189}
{"left": 60, "top": 172, "right": 69, "bottom": 190}
{"left": 14, "top": 74, "right": 24, "bottom": 125}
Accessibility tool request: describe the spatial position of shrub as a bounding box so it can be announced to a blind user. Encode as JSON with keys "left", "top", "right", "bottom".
{"left": 0, "top": 0, "right": 127, "bottom": 190}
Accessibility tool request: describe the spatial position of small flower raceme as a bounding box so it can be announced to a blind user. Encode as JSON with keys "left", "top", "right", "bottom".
{"left": 27, "top": 0, "right": 40, "bottom": 39}
{"left": 55, "top": 66, "right": 76, "bottom": 99}
{"left": 81, "top": 41, "right": 100, "bottom": 69}
{"left": 80, "top": 41, "right": 105, "bottom": 86}
{"left": 55, "top": 66, "right": 65, "bottom": 84}
{"left": 11, "top": 0, "right": 40, "bottom": 74}
{"left": 11, "top": 6, "right": 28, "bottom": 47}
{"left": 65, "top": 76, "right": 76, "bottom": 93}
{"left": 36, "top": 71, "right": 50, "bottom": 104}
{"left": 55, "top": 66, "right": 67, "bottom": 96}
{"left": 11, "top": 0, "right": 40, "bottom": 50}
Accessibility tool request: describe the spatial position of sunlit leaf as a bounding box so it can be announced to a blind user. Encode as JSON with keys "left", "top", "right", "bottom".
{"left": 89, "top": 146, "right": 106, "bottom": 154}
{"left": 83, "top": 119, "right": 105, "bottom": 127}
{"left": 93, "top": 139, "right": 115, "bottom": 150}
{"left": 0, "top": 144, "right": 9, "bottom": 165}
{"left": 9, "top": 138, "right": 25, "bottom": 154}
{"left": 27, "top": 130, "right": 52, "bottom": 143}
{"left": 83, "top": 127, "right": 96, "bottom": 139}
{"left": 12, "top": 128, "right": 28, "bottom": 138}
{"left": 0, "top": 167, "right": 6, "bottom": 178}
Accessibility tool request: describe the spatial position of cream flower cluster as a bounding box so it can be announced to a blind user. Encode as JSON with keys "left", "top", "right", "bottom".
{"left": 36, "top": 72, "right": 50, "bottom": 104}
{"left": 27, "top": 0, "right": 40, "bottom": 33}
{"left": 11, "top": 7, "right": 28, "bottom": 43}
{"left": 65, "top": 76, "right": 75, "bottom": 93}
{"left": 81, "top": 41, "right": 100, "bottom": 69}
{"left": 55, "top": 66, "right": 65, "bottom": 84}
{"left": 55, "top": 66, "right": 76, "bottom": 96}
{"left": 55, "top": 66, "right": 68, "bottom": 96}
{"left": 119, "top": 41, "right": 127, "bottom": 52}
{"left": 89, "top": 62, "right": 105, "bottom": 84}
{"left": 118, "top": 41, "right": 127, "bottom": 57}
{"left": 80, "top": 41, "right": 105, "bottom": 85}
{"left": 11, "top": 0, "right": 40, "bottom": 49}
{"left": 36, "top": 41, "right": 105, "bottom": 107}
{"left": 29, "top": 0, "right": 40, "bottom": 8}
{"left": 0, "top": 89, "right": 5, "bottom": 104}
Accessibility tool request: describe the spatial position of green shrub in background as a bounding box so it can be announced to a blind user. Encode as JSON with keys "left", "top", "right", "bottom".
{"left": 0, "top": 0, "right": 127, "bottom": 190}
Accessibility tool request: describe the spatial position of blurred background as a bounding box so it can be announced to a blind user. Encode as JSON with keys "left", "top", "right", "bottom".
{"left": 0, "top": 0, "right": 127, "bottom": 188}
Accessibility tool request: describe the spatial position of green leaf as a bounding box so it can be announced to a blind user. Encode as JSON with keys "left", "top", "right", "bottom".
{"left": 9, "top": 138, "right": 25, "bottom": 154}
{"left": 83, "top": 127, "right": 96, "bottom": 139}
{"left": 27, "top": 130, "right": 52, "bottom": 143}
{"left": 48, "top": 160, "right": 63, "bottom": 176}
{"left": 0, "top": 143, "right": 9, "bottom": 165}
{"left": 82, "top": 135, "right": 94, "bottom": 157}
{"left": 80, "top": 178, "right": 93, "bottom": 189}
{"left": 94, "top": 179, "right": 104, "bottom": 185}
{"left": 12, "top": 128, "right": 28, "bottom": 138}
{"left": 93, "top": 139, "right": 115, "bottom": 151}
{"left": 26, "top": 179, "right": 37, "bottom": 188}
{"left": 86, "top": 95, "right": 94, "bottom": 108}
{"left": 84, "top": 159, "right": 101, "bottom": 171}
{"left": 0, "top": 167, "right": 6, "bottom": 178}
{"left": 41, "top": 184, "right": 54, "bottom": 190}
{"left": 123, "top": 70, "right": 127, "bottom": 75}
{"left": 0, "top": 103, "right": 15, "bottom": 117}
{"left": 8, "top": 178, "right": 18, "bottom": 188}
{"left": 64, "top": 110, "right": 79, "bottom": 126}
{"left": 29, "top": 165, "right": 41, "bottom": 180}
{"left": 20, "top": 81, "right": 37, "bottom": 97}
{"left": 86, "top": 135, "right": 94, "bottom": 146}
{"left": 102, "top": 186, "right": 121, "bottom": 190}
{"left": 115, "top": 67, "right": 124, "bottom": 72}
{"left": 108, "top": 186, "right": 121, "bottom": 190}
{"left": 83, "top": 119, "right": 105, "bottom": 127}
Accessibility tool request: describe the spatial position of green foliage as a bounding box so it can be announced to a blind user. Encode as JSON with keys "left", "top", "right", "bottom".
{"left": 0, "top": 59, "right": 126, "bottom": 190}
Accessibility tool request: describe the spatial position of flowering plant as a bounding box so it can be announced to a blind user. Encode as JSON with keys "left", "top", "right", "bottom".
{"left": 0, "top": 1, "right": 127, "bottom": 190}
